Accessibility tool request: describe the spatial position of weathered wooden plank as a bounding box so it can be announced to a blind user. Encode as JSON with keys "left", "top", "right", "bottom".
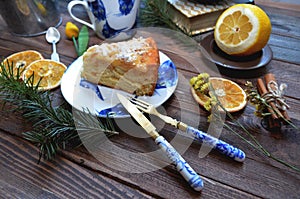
{"left": 251, "top": 4, "right": 300, "bottom": 64}
{"left": 1, "top": 1, "right": 300, "bottom": 198}
{"left": 59, "top": 124, "right": 300, "bottom": 199}
{"left": 268, "top": 35, "right": 300, "bottom": 64}
{"left": 256, "top": 0, "right": 300, "bottom": 12}
{"left": 0, "top": 131, "right": 155, "bottom": 199}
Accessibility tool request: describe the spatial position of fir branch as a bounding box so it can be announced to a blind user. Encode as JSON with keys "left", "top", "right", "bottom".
{"left": 139, "top": 0, "right": 183, "bottom": 32}
{"left": 0, "top": 60, "right": 118, "bottom": 162}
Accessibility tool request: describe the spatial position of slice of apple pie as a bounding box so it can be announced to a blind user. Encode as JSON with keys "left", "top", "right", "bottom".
{"left": 81, "top": 37, "right": 160, "bottom": 96}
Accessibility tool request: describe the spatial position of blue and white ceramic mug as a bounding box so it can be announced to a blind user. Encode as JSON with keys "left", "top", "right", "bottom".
{"left": 68, "top": 0, "right": 140, "bottom": 39}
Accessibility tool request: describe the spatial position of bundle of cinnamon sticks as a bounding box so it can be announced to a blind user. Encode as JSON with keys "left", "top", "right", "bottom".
{"left": 257, "top": 73, "right": 290, "bottom": 130}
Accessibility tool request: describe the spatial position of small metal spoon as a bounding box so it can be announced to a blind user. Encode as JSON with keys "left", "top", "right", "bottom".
{"left": 45, "top": 27, "right": 60, "bottom": 62}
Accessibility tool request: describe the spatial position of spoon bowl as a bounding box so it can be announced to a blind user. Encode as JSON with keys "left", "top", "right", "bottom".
{"left": 46, "top": 27, "right": 60, "bottom": 62}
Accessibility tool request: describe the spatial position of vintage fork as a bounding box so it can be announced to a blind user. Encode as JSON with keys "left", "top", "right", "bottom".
{"left": 129, "top": 97, "right": 246, "bottom": 162}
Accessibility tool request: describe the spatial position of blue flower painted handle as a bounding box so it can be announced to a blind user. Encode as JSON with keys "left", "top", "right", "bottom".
{"left": 186, "top": 126, "right": 246, "bottom": 162}
{"left": 155, "top": 136, "right": 204, "bottom": 192}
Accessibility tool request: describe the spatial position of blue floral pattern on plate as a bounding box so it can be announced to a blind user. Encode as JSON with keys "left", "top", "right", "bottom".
{"left": 156, "top": 60, "right": 177, "bottom": 89}
{"left": 60, "top": 51, "right": 178, "bottom": 118}
{"left": 96, "top": 59, "right": 177, "bottom": 116}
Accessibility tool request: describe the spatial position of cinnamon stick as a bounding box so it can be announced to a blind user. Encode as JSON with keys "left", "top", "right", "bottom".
{"left": 264, "top": 73, "right": 290, "bottom": 122}
{"left": 265, "top": 115, "right": 281, "bottom": 131}
{"left": 257, "top": 78, "right": 278, "bottom": 120}
{"left": 257, "top": 78, "right": 281, "bottom": 130}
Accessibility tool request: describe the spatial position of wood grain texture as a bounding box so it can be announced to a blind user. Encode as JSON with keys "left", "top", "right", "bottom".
{"left": 1, "top": 1, "right": 300, "bottom": 198}
{"left": 0, "top": 131, "right": 154, "bottom": 199}
{"left": 256, "top": 0, "right": 300, "bottom": 11}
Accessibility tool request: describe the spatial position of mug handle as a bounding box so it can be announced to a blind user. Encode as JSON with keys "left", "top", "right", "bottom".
{"left": 67, "top": 0, "right": 95, "bottom": 30}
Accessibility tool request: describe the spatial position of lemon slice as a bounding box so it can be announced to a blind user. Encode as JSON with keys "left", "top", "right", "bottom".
{"left": 22, "top": 59, "right": 67, "bottom": 90}
{"left": 214, "top": 4, "right": 271, "bottom": 56}
{"left": 1, "top": 50, "right": 44, "bottom": 77}
{"left": 191, "top": 77, "right": 247, "bottom": 112}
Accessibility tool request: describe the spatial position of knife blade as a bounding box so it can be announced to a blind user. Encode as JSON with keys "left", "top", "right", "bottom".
{"left": 117, "top": 94, "right": 204, "bottom": 191}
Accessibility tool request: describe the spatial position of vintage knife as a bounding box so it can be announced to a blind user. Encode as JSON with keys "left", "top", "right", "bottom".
{"left": 117, "top": 94, "right": 204, "bottom": 192}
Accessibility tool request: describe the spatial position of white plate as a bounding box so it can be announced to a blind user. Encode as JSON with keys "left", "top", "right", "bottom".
{"left": 61, "top": 51, "right": 178, "bottom": 118}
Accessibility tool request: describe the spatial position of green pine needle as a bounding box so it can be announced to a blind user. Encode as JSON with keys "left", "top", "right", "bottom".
{"left": 190, "top": 73, "right": 300, "bottom": 172}
{"left": 139, "top": 0, "right": 183, "bottom": 32}
{"left": 0, "top": 60, "right": 117, "bottom": 162}
{"left": 210, "top": 82, "right": 300, "bottom": 173}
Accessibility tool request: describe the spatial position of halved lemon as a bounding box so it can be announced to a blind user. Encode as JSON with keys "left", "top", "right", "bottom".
{"left": 1, "top": 50, "right": 44, "bottom": 77}
{"left": 22, "top": 59, "right": 67, "bottom": 90}
{"left": 214, "top": 4, "right": 271, "bottom": 56}
{"left": 191, "top": 77, "right": 247, "bottom": 112}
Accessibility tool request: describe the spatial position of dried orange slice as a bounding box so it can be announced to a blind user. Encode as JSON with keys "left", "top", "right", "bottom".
{"left": 1, "top": 50, "right": 43, "bottom": 77}
{"left": 191, "top": 77, "right": 247, "bottom": 112}
{"left": 214, "top": 4, "right": 271, "bottom": 56}
{"left": 22, "top": 59, "right": 67, "bottom": 90}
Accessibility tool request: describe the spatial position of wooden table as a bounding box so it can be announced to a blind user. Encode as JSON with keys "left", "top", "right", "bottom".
{"left": 1, "top": 1, "right": 300, "bottom": 198}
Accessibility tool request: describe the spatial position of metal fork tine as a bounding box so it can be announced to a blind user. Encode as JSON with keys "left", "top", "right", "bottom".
{"left": 128, "top": 96, "right": 150, "bottom": 112}
{"left": 131, "top": 97, "right": 149, "bottom": 107}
